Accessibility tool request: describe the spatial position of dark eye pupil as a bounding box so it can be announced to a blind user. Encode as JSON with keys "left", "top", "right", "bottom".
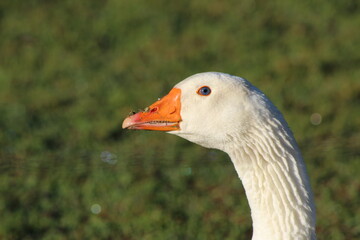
{"left": 200, "top": 87, "right": 210, "bottom": 95}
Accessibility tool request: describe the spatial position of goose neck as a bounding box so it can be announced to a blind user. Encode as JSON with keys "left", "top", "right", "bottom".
{"left": 225, "top": 126, "right": 316, "bottom": 240}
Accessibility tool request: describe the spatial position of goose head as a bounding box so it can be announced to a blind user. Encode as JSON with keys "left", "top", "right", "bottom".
{"left": 123, "top": 72, "right": 275, "bottom": 151}
{"left": 122, "top": 72, "right": 316, "bottom": 240}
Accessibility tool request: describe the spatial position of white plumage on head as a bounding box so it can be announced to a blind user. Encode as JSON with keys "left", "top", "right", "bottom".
{"left": 123, "top": 72, "right": 316, "bottom": 240}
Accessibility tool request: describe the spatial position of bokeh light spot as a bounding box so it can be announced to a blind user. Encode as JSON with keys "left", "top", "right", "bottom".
{"left": 90, "top": 204, "right": 102, "bottom": 214}
{"left": 310, "top": 113, "right": 322, "bottom": 125}
{"left": 101, "top": 151, "right": 117, "bottom": 164}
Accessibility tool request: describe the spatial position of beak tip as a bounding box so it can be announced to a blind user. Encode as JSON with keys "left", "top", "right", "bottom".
{"left": 122, "top": 117, "right": 132, "bottom": 129}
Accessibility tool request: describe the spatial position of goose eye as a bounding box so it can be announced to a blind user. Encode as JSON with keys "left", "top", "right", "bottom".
{"left": 197, "top": 86, "right": 211, "bottom": 96}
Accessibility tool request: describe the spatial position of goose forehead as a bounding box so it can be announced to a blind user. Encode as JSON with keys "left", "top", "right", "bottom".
{"left": 174, "top": 72, "right": 245, "bottom": 91}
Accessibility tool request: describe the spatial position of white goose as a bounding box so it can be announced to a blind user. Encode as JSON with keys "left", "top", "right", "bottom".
{"left": 122, "top": 72, "right": 316, "bottom": 240}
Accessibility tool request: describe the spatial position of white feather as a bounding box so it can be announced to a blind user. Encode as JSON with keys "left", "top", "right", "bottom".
{"left": 170, "top": 72, "right": 316, "bottom": 240}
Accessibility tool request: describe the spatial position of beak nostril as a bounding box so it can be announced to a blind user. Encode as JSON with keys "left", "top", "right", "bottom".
{"left": 150, "top": 107, "right": 158, "bottom": 113}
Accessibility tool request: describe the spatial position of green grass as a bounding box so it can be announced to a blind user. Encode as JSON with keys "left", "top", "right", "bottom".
{"left": 0, "top": 0, "right": 359, "bottom": 239}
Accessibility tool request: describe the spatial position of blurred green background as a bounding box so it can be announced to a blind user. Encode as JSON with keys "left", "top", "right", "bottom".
{"left": 0, "top": 0, "right": 359, "bottom": 239}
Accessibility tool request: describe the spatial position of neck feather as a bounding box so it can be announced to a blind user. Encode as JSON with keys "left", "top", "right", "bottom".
{"left": 225, "top": 117, "right": 316, "bottom": 240}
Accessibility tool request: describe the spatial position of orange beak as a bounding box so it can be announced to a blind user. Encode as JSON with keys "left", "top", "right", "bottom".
{"left": 122, "top": 88, "right": 182, "bottom": 131}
